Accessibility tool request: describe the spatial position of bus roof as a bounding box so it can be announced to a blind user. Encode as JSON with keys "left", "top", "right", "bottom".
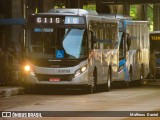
{"left": 89, "top": 15, "right": 119, "bottom": 23}
{"left": 47, "top": 9, "right": 98, "bottom": 16}
{"left": 125, "top": 20, "right": 148, "bottom": 24}
{"left": 150, "top": 31, "right": 160, "bottom": 34}
{"left": 98, "top": 13, "right": 132, "bottom": 20}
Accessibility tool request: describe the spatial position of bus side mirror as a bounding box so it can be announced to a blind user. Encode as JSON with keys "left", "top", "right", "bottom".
{"left": 127, "top": 35, "right": 131, "bottom": 50}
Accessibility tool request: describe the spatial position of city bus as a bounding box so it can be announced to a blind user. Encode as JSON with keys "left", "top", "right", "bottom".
{"left": 100, "top": 14, "right": 150, "bottom": 86}
{"left": 149, "top": 31, "right": 160, "bottom": 78}
{"left": 21, "top": 9, "right": 120, "bottom": 93}
{"left": 121, "top": 20, "right": 150, "bottom": 86}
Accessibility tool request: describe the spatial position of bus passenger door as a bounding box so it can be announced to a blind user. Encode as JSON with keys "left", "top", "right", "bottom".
{"left": 118, "top": 32, "right": 129, "bottom": 81}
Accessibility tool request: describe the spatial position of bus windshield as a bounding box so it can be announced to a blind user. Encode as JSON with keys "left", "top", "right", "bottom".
{"left": 27, "top": 27, "right": 87, "bottom": 59}
{"left": 150, "top": 33, "right": 160, "bottom": 57}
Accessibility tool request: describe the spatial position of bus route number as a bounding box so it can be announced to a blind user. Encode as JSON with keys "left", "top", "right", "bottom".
{"left": 36, "top": 17, "right": 61, "bottom": 24}
{"left": 65, "top": 17, "right": 79, "bottom": 24}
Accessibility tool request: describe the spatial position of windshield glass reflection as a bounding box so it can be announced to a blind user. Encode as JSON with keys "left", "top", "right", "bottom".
{"left": 28, "top": 27, "right": 87, "bottom": 59}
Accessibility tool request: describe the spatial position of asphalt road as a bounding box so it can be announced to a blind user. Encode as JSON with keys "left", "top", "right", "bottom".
{"left": 0, "top": 85, "right": 160, "bottom": 120}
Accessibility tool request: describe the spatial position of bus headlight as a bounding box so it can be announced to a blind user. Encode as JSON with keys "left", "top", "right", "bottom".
{"left": 24, "top": 65, "right": 35, "bottom": 76}
{"left": 24, "top": 65, "right": 31, "bottom": 72}
{"left": 75, "top": 66, "right": 87, "bottom": 77}
{"left": 81, "top": 66, "right": 87, "bottom": 72}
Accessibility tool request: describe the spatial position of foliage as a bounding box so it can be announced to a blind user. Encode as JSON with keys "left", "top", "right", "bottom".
{"left": 130, "top": 5, "right": 138, "bottom": 20}
{"left": 130, "top": 5, "right": 153, "bottom": 31}
{"left": 83, "top": 4, "right": 96, "bottom": 11}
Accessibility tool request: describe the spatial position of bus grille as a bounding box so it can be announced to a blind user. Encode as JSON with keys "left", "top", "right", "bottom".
{"left": 36, "top": 74, "right": 74, "bottom": 81}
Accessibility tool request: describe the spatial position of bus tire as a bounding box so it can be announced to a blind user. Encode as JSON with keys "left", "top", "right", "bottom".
{"left": 129, "top": 67, "right": 133, "bottom": 86}
{"left": 105, "top": 68, "right": 111, "bottom": 92}
{"left": 84, "top": 69, "right": 97, "bottom": 94}
{"left": 139, "top": 66, "right": 145, "bottom": 86}
{"left": 89, "top": 69, "right": 97, "bottom": 93}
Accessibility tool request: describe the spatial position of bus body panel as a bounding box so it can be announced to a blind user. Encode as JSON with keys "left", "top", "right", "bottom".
{"left": 125, "top": 20, "right": 149, "bottom": 81}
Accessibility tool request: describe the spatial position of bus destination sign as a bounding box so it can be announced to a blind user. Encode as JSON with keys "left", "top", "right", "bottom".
{"left": 150, "top": 34, "right": 160, "bottom": 41}
{"left": 35, "top": 16, "right": 85, "bottom": 25}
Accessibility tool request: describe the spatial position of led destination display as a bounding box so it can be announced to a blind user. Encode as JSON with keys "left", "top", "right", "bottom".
{"left": 150, "top": 33, "right": 160, "bottom": 41}
{"left": 29, "top": 16, "right": 85, "bottom": 25}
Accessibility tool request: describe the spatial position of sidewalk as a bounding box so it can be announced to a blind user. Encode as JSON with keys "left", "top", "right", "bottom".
{"left": 0, "top": 86, "right": 24, "bottom": 98}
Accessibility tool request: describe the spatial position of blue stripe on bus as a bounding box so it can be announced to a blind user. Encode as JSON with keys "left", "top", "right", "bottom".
{"left": 119, "top": 58, "right": 126, "bottom": 67}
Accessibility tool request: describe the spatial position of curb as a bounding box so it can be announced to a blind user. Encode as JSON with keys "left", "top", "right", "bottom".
{"left": 145, "top": 79, "right": 160, "bottom": 86}
{"left": 0, "top": 87, "right": 24, "bottom": 98}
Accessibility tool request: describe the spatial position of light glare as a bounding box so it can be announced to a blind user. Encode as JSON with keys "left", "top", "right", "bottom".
{"left": 24, "top": 65, "right": 30, "bottom": 71}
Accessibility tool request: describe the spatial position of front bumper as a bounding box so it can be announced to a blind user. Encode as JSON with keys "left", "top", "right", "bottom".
{"left": 24, "top": 70, "right": 90, "bottom": 86}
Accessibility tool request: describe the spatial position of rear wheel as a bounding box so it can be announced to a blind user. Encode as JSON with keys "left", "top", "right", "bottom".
{"left": 128, "top": 68, "right": 133, "bottom": 86}
{"left": 139, "top": 66, "right": 145, "bottom": 86}
{"left": 105, "top": 68, "right": 111, "bottom": 92}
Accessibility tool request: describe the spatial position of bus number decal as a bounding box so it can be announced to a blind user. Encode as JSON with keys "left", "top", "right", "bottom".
{"left": 37, "top": 17, "right": 41, "bottom": 23}
{"left": 73, "top": 18, "right": 78, "bottom": 24}
{"left": 44, "top": 18, "right": 47, "bottom": 23}
{"left": 35, "top": 17, "right": 83, "bottom": 24}
{"left": 65, "top": 17, "right": 79, "bottom": 24}
{"left": 50, "top": 18, "right": 53, "bottom": 23}
{"left": 55, "top": 18, "right": 60, "bottom": 23}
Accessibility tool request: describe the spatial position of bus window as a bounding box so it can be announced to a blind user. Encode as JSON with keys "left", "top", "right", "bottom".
{"left": 62, "top": 29, "right": 85, "bottom": 58}
{"left": 119, "top": 32, "right": 125, "bottom": 60}
{"left": 89, "top": 21, "right": 117, "bottom": 49}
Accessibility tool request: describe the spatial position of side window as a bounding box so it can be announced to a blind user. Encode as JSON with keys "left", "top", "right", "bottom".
{"left": 119, "top": 32, "right": 125, "bottom": 60}
{"left": 89, "top": 20, "right": 118, "bottom": 49}
{"left": 89, "top": 20, "right": 99, "bottom": 49}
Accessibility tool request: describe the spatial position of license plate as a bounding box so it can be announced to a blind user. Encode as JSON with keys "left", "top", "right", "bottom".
{"left": 50, "top": 78, "right": 60, "bottom": 82}
{"left": 52, "top": 69, "right": 70, "bottom": 74}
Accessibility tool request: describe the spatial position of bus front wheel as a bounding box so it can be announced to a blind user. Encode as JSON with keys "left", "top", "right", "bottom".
{"left": 89, "top": 69, "right": 97, "bottom": 93}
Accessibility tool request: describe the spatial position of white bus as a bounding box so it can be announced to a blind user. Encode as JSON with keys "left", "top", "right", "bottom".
{"left": 119, "top": 20, "right": 150, "bottom": 86}
{"left": 94, "top": 14, "right": 150, "bottom": 86}
{"left": 22, "top": 9, "right": 119, "bottom": 93}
